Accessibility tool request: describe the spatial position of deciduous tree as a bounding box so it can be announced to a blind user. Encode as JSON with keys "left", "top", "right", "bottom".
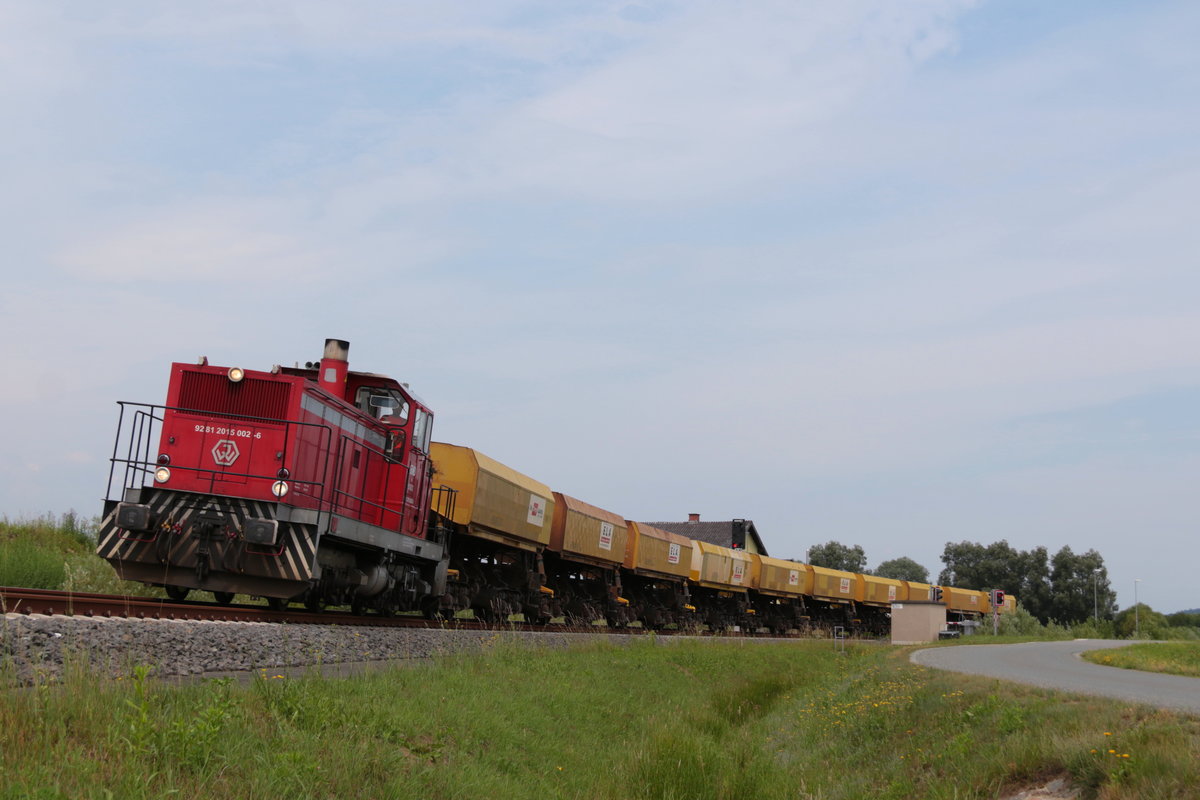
{"left": 873, "top": 557, "right": 929, "bottom": 583}
{"left": 938, "top": 539, "right": 1116, "bottom": 624}
{"left": 806, "top": 541, "right": 866, "bottom": 573}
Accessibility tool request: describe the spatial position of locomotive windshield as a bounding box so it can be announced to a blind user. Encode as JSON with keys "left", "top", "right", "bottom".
{"left": 357, "top": 387, "right": 410, "bottom": 423}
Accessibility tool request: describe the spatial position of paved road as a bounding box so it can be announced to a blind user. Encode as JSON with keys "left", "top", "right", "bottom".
{"left": 912, "top": 640, "right": 1200, "bottom": 714}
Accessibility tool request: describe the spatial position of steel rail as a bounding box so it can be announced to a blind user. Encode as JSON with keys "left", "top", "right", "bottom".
{"left": 0, "top": 586, "right": 812, "bottom": 638}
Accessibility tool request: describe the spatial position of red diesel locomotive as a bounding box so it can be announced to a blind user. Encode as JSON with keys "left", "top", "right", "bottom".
{"left": 98, "top": 339, "right": 451, "bottom": 614}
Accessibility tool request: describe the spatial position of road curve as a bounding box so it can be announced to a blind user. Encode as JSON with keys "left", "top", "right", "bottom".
{"left": 911, "top": 640, "right": 1200, "bottom": 714}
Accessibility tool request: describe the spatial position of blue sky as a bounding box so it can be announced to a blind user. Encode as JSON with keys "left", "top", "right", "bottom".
{"left": 2, "top": 0, "right": 1197, "bottom": 611}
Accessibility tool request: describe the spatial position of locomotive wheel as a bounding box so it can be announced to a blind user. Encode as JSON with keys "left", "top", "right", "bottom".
{"left": 212, "top": 591, "right": 235, "bottom": 605}
{"left": 351, "top": 597, "right": 369, "bottom": 616}
{"left": 473, "top": 605, "right": 497, "bottom": 624}
{"left": 164, "top": 585, "right": 189, "bottom": 601}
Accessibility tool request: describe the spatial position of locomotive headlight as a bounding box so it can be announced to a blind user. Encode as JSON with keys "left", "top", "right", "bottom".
{"left": 154, "top": 467, "right": 171, "bottom": 483}
{"left": 271, "top": 480, "right": 289, "bottom": 498}
{"left": 227, "top": 367, "right": 245, "bottom": 383}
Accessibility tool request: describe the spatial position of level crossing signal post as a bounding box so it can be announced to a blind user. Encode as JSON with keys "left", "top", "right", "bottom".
{"left": 990, "top": 589, "right": 1005, "bottom": 636}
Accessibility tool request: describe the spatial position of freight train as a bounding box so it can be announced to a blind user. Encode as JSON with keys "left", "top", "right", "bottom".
{"left": 97, "top": 339, "right": 1015, "bottom": 633}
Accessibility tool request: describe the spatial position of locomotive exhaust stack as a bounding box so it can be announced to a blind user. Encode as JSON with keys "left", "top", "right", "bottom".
{"left": 318, "top": 338, "right": 350, "bottom": 400}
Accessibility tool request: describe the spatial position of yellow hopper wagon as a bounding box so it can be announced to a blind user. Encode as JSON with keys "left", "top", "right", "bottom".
{"left": 428, "top": 442, "right": 555, "bottom": 623}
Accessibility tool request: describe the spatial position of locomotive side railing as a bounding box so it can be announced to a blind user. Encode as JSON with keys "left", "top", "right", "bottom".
{"left": 105, "top": 401, "right": 335, "bottom": 514}
{"left": 327, "top": 429, "right": 410, "bottom": 529}
{"left": 107, "top": 401, "right": 435, "bottom": 540}
{"left": 428, "top": 485, "right": 457, "bottom": 546}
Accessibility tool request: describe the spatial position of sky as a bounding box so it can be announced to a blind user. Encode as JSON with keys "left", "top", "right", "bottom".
{"left": 2, "top": 0, "right": 1197, "bottom": 612}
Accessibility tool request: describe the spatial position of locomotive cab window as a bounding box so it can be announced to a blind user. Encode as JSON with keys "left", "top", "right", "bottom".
{"left": 411, "top": 408, "right": 431, "bottom": 453}
{"left": 357, "top": 387, "right": 409, "bottom": 423}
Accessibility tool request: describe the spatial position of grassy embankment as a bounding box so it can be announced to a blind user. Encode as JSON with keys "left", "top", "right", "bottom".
{"left": 0, "top": 514, "right": 150, "bottom": 596}
{"left": 2, "top": 637, "right": 1198, "bottom": 800}
{"left": 1084, "top": 642, "right": 1200, "bottom": 678}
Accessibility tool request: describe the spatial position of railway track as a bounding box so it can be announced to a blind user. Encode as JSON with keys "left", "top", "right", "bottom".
{"left": 0, "top": 587, "right": 794, "bottom": 637}
{"left": 0, "top": 586, "right": 499, "bottom": 629}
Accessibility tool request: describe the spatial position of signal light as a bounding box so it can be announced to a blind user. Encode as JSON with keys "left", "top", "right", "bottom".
{"left": 932, "top": 587, "right": 943, "bottom": 603}
{"left": 993, "top": 589, "right": 1006, "bottom": 606}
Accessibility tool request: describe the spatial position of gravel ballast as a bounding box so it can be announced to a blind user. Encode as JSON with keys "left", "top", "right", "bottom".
{"left": 0, "top": 613, "right": 645, "bottom": 683}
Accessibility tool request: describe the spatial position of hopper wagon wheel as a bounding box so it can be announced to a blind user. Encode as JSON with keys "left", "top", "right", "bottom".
{"left": 212, "top": 591, "right": 235, "bottom": 605}
{"left": 304, "top": 594, "right": 326, "bottom": 613}
{"left": 420, "top": 597, "right": 444, "bottom": 621}
{"left": 266, "top": 597, "right": 289, "bottom": 612}
{"left": 473, "top": 605, "right": 497, "bottom": 624}
{"left": 165, "top": 585, "right": 190, "bottom": 602}
{"left": 525, "top": 608, "right": 551, "bottom": 626}
{"left": 351, "top": 597, "right": 369, "bottom": 617}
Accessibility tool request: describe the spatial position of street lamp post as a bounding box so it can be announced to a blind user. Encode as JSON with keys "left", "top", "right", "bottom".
{"left": 1134, "top": 579, "right": 1141, "bottom": 638}
{"left": 1093, "top": 568, "right": 1100, "bottom": 622}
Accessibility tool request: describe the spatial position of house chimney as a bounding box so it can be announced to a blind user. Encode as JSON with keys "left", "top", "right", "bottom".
{"left": 688, "top": 513, "right": 700, "bottom": 523}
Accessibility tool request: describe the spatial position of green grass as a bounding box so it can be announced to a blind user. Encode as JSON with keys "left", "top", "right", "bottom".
{"left": 2, "top": 638, "right": 1198, "bottom": 799}
{"left": 0, "top": 514, "right": 92, "bottom": 590}
{"left": 0, "top": 513, "right": 158, "bottom": 596}
{"left": 1084, "top": 642, "right": 1200, "bottom": 678}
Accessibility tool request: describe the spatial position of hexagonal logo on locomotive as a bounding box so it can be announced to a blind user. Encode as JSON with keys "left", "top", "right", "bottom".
{"left": 211, "top": 439, "right": 240, "bottom": 466}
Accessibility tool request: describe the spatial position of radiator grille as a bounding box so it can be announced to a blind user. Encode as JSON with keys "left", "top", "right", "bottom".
{"left": 178, "top": 371, "right": 291, "bottom": 421}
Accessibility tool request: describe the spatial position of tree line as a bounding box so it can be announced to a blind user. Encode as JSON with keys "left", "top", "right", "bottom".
{"left": 804, "top": 538, "right": 1119, "bottom": 625}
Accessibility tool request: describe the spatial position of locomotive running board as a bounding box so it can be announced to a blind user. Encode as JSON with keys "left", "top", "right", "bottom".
{"left": 279, "top": 507, "right": 445, "bottom": 565}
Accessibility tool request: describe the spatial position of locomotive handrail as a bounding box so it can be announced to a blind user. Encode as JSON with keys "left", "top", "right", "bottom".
{"left": 105, "top": 401, "right": 335, "bottom": 518}
{"left": 326, "top": 429, "right": 417, "bottom": 534}
{"left": 107, "top": 401, "right": 427, "bottom": 537}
